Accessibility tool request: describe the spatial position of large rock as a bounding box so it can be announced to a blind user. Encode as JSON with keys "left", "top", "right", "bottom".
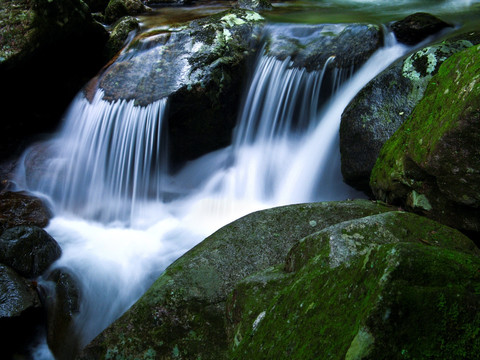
{"left": 97, "top": 9, "right": 265, "bottom": 165}
{"left": 0, "top": 263, "right": 43, "bottom": 359}
{"left": 79, "top": 200, "right": 395, "bottom": 359}
{"left": 264, "top": 23, "right": 383, "bottom": 71}
{"left": 340, "top": 32, "right": 480, "bottom": 193}
{"left": 370, "top": 44, "right": 480, "bottom": 237}
{"left": 227, "top": 211, "right": 480, "bottom": 359}
{"left": 0, "top": 191, "right": 53, "bottom": 235}
{"left": 104, "top": 0, "right": 146, "bottom": 24}
{"left": 0, "top": 226, "right": 61, "bottom": 278}
{"left": 391, "top": 12, "right": 453, "bottom": 46}
{"left": 0, "top": 0, "right": 108, "bottom": 161}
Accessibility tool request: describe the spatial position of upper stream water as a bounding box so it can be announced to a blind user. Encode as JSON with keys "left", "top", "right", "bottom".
{"left": 13, "top": 0, "right": 480, "bottom": 358}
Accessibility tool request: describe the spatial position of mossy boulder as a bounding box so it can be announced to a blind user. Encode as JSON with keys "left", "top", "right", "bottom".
{"left": 264, "top": 23, "right": 383, "bottom": 71}
{"left": 227, "top": 211, "right": 480, "bottom": 359}
{"left": 98, "top": 9, "right": 265, "bottom": 165}
{"left": 370, "top": 44, "right": 480, "bottom": 237}
{"left": 391, "top": 12, "right": 453, "bottom": 46}
{"left": 104, "top": 16, "right": 139, "bottom": 59}
{"left": 0, "top": 0, "right": 109, "bottom": 161}
{"left": 340, "top": 32, "right": 480, "bottom": 193}
{"left": 0, "top": 191, "right": 52, "bottom": 235}
{"left": 79, "top": 200, "right": 395, "bottom": 359}
{"left": 104, "top": 0, "right": 146, "bottom": 24}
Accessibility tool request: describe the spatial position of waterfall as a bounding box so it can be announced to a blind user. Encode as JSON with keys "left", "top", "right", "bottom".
{"left": 17, "top": 23, "right": 410, "bottom": 358}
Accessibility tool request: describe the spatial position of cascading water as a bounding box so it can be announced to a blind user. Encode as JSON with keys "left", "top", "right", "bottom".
{"left": 14, "top": 5, "right": 453, "bottom": 357}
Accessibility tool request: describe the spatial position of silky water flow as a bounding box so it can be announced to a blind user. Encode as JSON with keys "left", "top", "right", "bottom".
{"left": 14, "top": 25, "right": 411, "bottom": 359}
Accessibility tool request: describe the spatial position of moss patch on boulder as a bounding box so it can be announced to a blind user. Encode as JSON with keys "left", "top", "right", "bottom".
{"left": 227, "top": 212, "right": 480, "bottom": 359}
{"left": 370, "top": 44, "right": 480, "bottom": 236}
{"left": 340, "top": 31, "right": 480, "bottom": 193}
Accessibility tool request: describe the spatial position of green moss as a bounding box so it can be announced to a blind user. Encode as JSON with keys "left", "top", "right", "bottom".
{"left": 229, "top": 212, "right": 480, "bottom": 359}
{"left": 370, "top": 44, "right": 480, "bottom": 230}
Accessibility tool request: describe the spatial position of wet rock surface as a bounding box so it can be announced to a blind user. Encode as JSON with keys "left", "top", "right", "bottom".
{"left": 0, "top": 191, "right": 53, "bottom": 235}
{"left": 0, "top": 226, "right": 61, "bottom": 278}
{"left": 98, "top": 8, "right": 264, "bottom": 164}
{"left": 264, "top": 23, "right": 383, "bottom": 71}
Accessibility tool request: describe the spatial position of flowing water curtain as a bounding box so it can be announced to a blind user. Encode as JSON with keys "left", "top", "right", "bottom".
{"left": 30, "top": 91, "right": 168, "bottom": 223}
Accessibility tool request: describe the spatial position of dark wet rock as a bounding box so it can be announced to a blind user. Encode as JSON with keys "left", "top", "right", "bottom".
{"left": 44, "top": 268, "right": 82, "bottom": 360}
{"left": 0, "top": 226, "right": 61, "bottom": 278}
{"left": 84, "top": 0, "right": 110, "bottom": 13}
{"left": 264, "top": 23, "right": 383, "bottom": 71}
{"left": 227, "top": 212, "right": 480, "bottom": 359}
{"left": 0, "top": 191, "right": 53, "bottom": 235}
{"left": 105, "top": 16, "right": 140, "bottom": 59}
{"left": 105, "top": 0, "right": 147, "bottom": 24}
{"left": 370, "top": 44, "right": 480, "bottom": 237}
{"left": 391, "top": 12, "right": 453, "bottom": 46}
{"left": 238, "top": 0, "right": 272, "bottom": 12}
{"left": 79, "top": 200, "right": 395, "bottom": 359}
{"left": 0, "top": 0, "right": 109, "bottom": 161}
{"left": 340, "top": 32, "right": 480, "bottom": 193}
{"left": 98, "top": 8, "right": 265, "bottom": 164}
{"left": 0, "top": 264, "right": 40, "bottom": 319}
{"left": 0, "top": 263, "right": 44, "bottom": 359}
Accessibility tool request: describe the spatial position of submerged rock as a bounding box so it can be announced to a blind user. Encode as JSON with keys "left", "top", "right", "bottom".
{"left": 79, "top": 200, "right": 395, "bottom": 359}
{"left": 340, "top": 32, "right": 480, "bottom": 193}
{"left": 0, "top": 191, "right": 53, "bottom": 235}
{"left": 264, "top": 23, "right": 383, "bottom": 71}
{"left": 391, "top": 12, "right": 453, "bottom": 46}
{"left": 0, "top": 226, "right": 61, "bottom": 278}
{"left": 370, "top": 44, "right": 480, "bottom": 236}
{"left": 98, "top": 8, "right": 265, "bottom": 164}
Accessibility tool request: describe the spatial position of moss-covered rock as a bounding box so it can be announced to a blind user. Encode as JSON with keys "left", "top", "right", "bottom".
{"left": 104, "top": 0, "right": 146, "bottom": 24}
{"left": 98, "top": 8, "right": 264, "bottom": 165}
{"left": 370, "top": 44, "right": 480, "bottom": 237}
{"left": 79, "top": 200, "right": 395, "bottom": 359}
{"left": 264, "top": 23, "right": 383, "bottom": 71}
{"left": 340, "top": 32, "right": 480, "bottom": 193}
{"left": 104, "top": 16, "right": 139, "bottom": 59}
{"left": 227, "top": 211, "right": 480, "bottom": 359}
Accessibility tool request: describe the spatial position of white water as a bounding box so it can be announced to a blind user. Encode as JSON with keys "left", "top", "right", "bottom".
{"left": 18, "top": 27, "right": 410, "bottom": 358}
